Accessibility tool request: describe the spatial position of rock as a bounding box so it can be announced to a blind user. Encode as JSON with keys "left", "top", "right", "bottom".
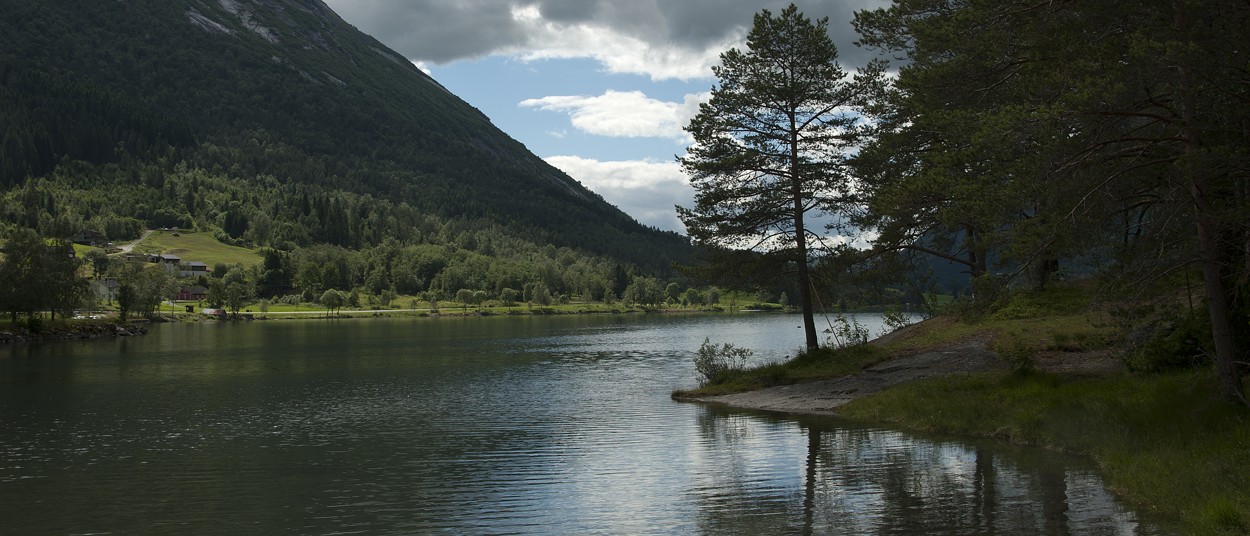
{"left": 0, "top": 322, "right": 148, "bottom": 344}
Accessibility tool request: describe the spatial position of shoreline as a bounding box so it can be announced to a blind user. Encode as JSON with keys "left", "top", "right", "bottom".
{"left": 113, "top": 305, "right": 810, "bottom": 323}
{"left": 0, "top": 321, "right": 148, "bottom": 344}
{"left": 677, "top": 335, "right": 1004, "bottom": 415}
{"left": 673, "top": 312, "right": 1248, "bottom": 534}
{"left": 0, "top": 307, "right": 800, "bottom": 344}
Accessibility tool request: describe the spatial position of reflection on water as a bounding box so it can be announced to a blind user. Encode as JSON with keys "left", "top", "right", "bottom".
{"left": 0, "top": 314, "right": 1168, "bottom": 534}
{"left": 691, "top": 406, "right": 1157, "bottom": 535}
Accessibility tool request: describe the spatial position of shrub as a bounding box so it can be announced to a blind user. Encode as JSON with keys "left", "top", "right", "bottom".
{"left": 881, "top": 305, "right": 912, "bottom": 336}
{"left": 744, "top": 302, "right": 781, "bottom": 311}
{"left": 1125, "top": 309, "right": 1212, "bottom": 373}
{"left": 825, "top": 313, "right": 869, "bottom": 348}
{"left": 955, "top": 274, "right": 1009, "bottom": 321}
{"left": 997, "top": 332, "right": 1037, "bottom": 376}
{"left": 694, "top": 338, "right": 754, "bottom": 386}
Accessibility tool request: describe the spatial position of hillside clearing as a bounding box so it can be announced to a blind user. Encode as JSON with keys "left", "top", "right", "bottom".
{"left": 132, "top": 231, "right": 262, "bottom": 268}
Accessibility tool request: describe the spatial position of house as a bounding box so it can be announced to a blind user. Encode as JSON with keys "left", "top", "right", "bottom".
{"left": 93, "top": 279, "right": 120, "bottom": 303}
{"left": 201, "top": 308, "right": 228, "bottom": 319}
{"left": 176, "top": 286, "right": 208, "bottom": 301}
{"left": 179, "top": 261, "right": 209, "bottom": 278}
{"left": 156, "top": 254, "right": 181, "bottom": 273}
{"left": 42, "top": 240, "right": 75, "bottom": 259}
{"left": 73, "top": 229, "right": 107, "bottom": 247}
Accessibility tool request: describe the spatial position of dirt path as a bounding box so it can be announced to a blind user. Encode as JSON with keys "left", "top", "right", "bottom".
{"left": 691, "top": 337, "right": 1004, "bottom": 415}
{"left": 114, "top": 230, "right": 154, "bottom": 255}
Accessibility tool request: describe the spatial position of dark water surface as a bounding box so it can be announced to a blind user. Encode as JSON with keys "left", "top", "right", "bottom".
{"left": 1, "top": 314, "right": 1168, "bottom": 534}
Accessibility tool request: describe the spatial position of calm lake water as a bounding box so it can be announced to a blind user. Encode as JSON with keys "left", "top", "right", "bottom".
{"left": 1, "top": 314, "right": 1168, "bottom": 534}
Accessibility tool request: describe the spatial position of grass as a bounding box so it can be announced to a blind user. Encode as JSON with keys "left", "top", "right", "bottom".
{"left": 134, "top": 230, "right": 262, "bottom": 267}
{"left": 71, "top": 243, "right": 104, "bottom": 258}
{"left": 672, "top": 344, "right": 890, "bottom": 397}
{"left": 671, "top": 310, "right": 1119, "bottom": 399}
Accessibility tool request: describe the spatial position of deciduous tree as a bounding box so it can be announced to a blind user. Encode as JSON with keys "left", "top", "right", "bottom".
{"left": 320, "top": 289, "right": 344, "bottom": 317}
{"left": 0, "top": 229, "right": 85, "bottom": 321}
{"left": 222, "top": 266, "right": 255, "bottom": 317}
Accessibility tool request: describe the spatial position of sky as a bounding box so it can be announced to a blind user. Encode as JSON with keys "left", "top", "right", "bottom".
{"left": 322, "top": 0, "right": 890, "bottom": 234}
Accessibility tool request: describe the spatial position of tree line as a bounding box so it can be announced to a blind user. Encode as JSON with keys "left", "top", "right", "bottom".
{"left": 0, "top": 224, "right": 749, "bottom": 326}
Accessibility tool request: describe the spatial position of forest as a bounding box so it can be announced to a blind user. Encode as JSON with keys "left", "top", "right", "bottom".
{"left": 844, "top": 0, "right": 1249, "bottom": 402}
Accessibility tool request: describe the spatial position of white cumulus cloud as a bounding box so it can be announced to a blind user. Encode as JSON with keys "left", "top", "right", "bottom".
{"left": 520, "top": 90, "right": 707, "bottom": 143}
{"left": 544, "top": 155, "right": 693, "bottom": 233}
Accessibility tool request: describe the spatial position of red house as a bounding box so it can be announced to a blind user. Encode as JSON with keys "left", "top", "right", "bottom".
{"left": 176, "top": 286, "right": 208, "bottom": 301}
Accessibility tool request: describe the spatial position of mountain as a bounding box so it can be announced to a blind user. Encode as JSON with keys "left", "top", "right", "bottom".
{"left": 0, "top": 0, "right": 689, "bottom": 269}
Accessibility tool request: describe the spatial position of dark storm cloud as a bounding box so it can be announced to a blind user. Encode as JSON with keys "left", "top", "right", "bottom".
{"left": 325, "top": 0, "right": 891, "bottom": 71}
{"left": 327, "top": 0, "right": 531, "bottom": 63}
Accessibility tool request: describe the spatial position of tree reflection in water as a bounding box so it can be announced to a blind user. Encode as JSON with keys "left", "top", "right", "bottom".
{"left": 692, "top": 405, "right": 1164, "bottom": 535}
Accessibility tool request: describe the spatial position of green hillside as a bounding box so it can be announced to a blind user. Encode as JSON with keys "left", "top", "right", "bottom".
{"left": 0, "top": 0, "right": 690, "bottom": 270}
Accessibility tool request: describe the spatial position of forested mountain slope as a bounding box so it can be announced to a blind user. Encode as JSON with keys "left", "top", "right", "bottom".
{"left": 0, "top": 0, "right": 689, "bottom": 268}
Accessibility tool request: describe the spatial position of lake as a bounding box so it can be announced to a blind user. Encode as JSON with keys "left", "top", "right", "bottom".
{"left": 0, "top": 313, "right": 1168, "bottom": 534}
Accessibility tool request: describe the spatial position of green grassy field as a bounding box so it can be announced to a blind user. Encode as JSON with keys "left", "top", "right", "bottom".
{"left": 133, "top": 231, "right": 262, "bottom": 267}
{"left": 71, "top": 243, "right": 103, "bottom": 258}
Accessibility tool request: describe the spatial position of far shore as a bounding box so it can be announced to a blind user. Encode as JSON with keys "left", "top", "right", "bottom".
{"left": 1, "top": 305, "right": 815, "bottom": 344}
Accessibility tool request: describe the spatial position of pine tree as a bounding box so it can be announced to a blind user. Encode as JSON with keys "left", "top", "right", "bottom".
{"left": 678, "top": 4, "right": 881, "bottom": 350}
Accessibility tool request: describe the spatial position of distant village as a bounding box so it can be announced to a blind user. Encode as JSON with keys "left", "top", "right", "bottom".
{"left": 79, "top": 229, "right": 228, "bottom": 319}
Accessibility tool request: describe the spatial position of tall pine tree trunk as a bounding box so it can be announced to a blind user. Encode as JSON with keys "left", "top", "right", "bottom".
{"left": 1175, "top": 2, "right": 1245, "bottom": 404}
{"left": 793, "top": 171, "right": 818, "bottom": 351}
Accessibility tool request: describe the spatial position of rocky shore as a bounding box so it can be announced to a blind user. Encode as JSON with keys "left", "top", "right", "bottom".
{"left": 684, "top": 315, "right": 1127, "bottom": 415}
{"left": 0, "top": 322, "right": 147, "bottom": 343}
{"left": 689, "top": 337, "right": 1003, "bottom": 415}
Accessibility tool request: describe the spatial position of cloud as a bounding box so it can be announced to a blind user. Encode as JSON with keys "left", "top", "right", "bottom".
{"left": 326, "top": 1, "right": 529, "bottom": 62}
{"left": 520, "top": 90, "right": 707, "bottom": 142}
{"left": 501, "top": 5, "right": 734, "bottom": 80}
{"left": 543, "top": 156, "right": 693, "bottom": 233}
{"left": 326, "top": 0, "right": 893, "bottom": 79}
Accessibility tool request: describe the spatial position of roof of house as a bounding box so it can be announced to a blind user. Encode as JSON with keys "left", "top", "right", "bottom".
{"left": 180, "top": 286, "right": 208, "bottom": 294}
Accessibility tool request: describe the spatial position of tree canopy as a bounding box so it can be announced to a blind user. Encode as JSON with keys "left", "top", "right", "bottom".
{"left": 0, "top": 229, "right": 86, "bottom": 321}
{"left": 852, "top": 0, "right": 1250, "bottom": 402}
